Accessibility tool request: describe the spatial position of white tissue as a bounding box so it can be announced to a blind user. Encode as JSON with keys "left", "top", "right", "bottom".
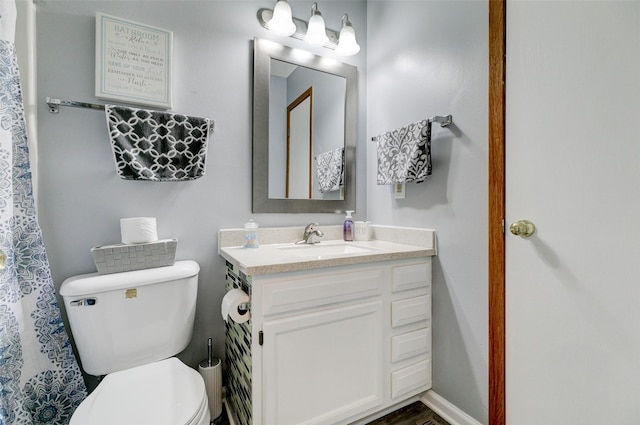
{"left": 221, "top": 289, "right": 250, "bottom": 324}
{"left": 354, "top": 221, "right": 372, "bottom": 241}
{"left": 120, "top": 217, "right": 158, "bottom": 244}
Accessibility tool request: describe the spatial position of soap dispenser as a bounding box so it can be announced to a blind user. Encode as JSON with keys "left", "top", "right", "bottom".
{"left": 343, "top": 210, "right": 354, "bottom": 241}
{"left": 244, "top": 219, "right": 259, "bottom": 248}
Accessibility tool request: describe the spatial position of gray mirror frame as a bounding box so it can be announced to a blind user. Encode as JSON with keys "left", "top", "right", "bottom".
{"left": 252, "top": 38, "right": 357, "bottom": 213}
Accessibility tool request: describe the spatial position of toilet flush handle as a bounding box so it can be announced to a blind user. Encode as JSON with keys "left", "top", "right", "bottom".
{"left": 70, "top": 298, "right": 98, "bottom": 307}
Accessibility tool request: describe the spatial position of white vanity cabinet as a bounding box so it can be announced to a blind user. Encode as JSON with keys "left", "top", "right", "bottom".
{"left": 247, "top": 257, "right": 432, "bottom": 425}
{"left": 261, "top": 301, "right": 384, "bottom": 425}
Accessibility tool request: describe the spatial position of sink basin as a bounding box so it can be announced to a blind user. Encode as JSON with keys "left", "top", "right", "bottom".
{"left": 277, "top": 243, "right": 377, "bottom": 258}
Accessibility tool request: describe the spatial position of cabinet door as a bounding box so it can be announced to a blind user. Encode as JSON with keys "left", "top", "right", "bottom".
{"left": 262, "top": 301, "right": 383, "bottom": 425}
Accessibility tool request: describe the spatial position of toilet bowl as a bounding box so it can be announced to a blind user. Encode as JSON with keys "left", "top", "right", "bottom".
{"left": 70, "top": 358, "right": 208, "bottom": 425}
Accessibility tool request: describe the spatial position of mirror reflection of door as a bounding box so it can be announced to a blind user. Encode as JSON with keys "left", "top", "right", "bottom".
{"left": 286, "top": 87, "right": 312, "bottom": 199}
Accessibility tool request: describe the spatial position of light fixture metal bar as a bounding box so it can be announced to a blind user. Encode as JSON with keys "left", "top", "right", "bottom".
{"left": 257, "top": 8, "right": 339, "bottom": 49}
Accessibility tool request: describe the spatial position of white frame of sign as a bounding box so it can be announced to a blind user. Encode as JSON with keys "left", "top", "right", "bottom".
{"left": 95, "top": 13, "right": 173, "bottom": 109}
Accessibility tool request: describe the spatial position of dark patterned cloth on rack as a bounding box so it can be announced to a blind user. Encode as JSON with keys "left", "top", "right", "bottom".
{"left": 105, "top": 105, "right": 210, "bottom": 181}
{"left": 372, "top": 119, "right": 432, "bottom": 185}
{"left": 315, "top": 147, "right": 344, "bottom": 193}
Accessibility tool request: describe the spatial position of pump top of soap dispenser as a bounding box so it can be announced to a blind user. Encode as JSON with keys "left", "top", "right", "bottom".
{"left": 345, "top": 210, "right": 354, "bottom": 219}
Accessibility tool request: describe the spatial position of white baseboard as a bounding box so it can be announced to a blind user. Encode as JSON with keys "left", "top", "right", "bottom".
{"left": 420, "top": 390, "right": 483, "bottom": 425}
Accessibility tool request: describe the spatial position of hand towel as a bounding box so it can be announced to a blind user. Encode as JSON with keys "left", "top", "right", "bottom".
{"left": 106, "top": 105, "right": 210, "bottom": 181}
{"left": 315, "top": 147, "right": 344, "bottom": 193}
{"left": 372, "top": 119, "right": 432, "bottom": 185}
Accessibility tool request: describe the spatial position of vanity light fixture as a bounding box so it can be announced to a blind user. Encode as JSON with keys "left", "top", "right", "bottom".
{"left": 268, "top": 0, "right": 296, "bottom": 37}
{"left": 257, "top": 3, "right": 360, "bottom": 56}
{"left": 303, "top": 3, "right": 330, "bottom": 46}
{"left": 335, "top": 14, "right": 360, "bottom": 56}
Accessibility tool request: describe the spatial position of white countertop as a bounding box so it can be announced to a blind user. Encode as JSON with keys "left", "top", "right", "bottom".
{"left": 218, "top": 225, "right": 436, "bottom": 275}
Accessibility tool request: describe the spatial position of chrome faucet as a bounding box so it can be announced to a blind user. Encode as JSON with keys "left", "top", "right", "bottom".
{"left": 299, "top": 222, "right": 324, "bottom": 244}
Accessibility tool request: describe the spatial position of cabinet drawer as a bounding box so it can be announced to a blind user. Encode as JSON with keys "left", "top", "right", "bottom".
{"left": 391, "top": 295, "right": 431, "bottom": 327}
{"left": 263, "top": 268, "right": 384, "bottom": 316}
{"left": 392, "top": 261, "right": 431, "bottom": 293}
{"left": 391, "top": 359, "right": 431, "bottom": 399}
{"left": 391, "top": 328, "right": 431, "bottom": 363}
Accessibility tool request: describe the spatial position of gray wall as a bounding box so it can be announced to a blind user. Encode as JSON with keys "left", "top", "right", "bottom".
{"left": 35, "top": 0, "right": 366, "bottom": 390}
{"left": 367, "top": 2, "right": 488, "bottom": 423}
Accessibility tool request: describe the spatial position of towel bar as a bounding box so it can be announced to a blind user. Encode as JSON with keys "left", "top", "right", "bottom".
{"left": 429, "top": 114, "right": 453, "bottom": 128}
{"left": 46, "top": 97, "right": 104, "bottom": 113}
{"left": 45, "top": 97, "right": 215, "bottom": 132}
{"left": 371, "top": 114, "right": 453, "bottom": 142}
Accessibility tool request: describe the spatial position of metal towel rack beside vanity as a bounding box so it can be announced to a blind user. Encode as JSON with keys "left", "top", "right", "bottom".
{"left": 429, "top": 114, "right": 453, "bottom": 128}
{"left": 45, "top": 97, "right": 215, "bottom": 132}
{"left": 370, "top": 114, "right": 453, "bottom": 142}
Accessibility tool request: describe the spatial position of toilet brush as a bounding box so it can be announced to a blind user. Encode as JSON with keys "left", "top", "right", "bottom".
{"left": 198, "top": 338, "right": 222, "bottom": 419}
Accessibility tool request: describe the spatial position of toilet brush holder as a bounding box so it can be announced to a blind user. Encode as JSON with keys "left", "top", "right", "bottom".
{"left": 198, "top": 358, "right": 222, "bottom": 419}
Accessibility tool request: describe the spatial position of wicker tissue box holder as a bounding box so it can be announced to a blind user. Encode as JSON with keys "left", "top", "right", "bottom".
{"left": 91, "top": 239, "right": 177, "bottom": 275}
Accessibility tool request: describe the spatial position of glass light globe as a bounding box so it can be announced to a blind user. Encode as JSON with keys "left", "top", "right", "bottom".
{"left": 304, "top": 11, "right": 329, "bottom": 46}
{"left": 269, "top": 0, "right": 296, "bottom": 37}
{"left": 335, "top": 15, "right": 360, "bottom": 56}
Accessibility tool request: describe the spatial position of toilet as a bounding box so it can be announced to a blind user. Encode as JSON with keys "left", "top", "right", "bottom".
{"left": 60, "top": 260, "right": 210, "bottom": 425}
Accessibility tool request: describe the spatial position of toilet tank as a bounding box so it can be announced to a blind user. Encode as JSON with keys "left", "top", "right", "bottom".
{"left": 60, "top": 260, "right": 200, "bottom": 376}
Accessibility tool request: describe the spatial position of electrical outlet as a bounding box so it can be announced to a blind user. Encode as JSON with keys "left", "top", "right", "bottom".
{"left": 394, "top": 182, "right": 406, "bottom": 199}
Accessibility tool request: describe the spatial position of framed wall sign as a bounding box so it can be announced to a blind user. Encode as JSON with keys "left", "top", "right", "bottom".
{"left": 95, "top": 13, "right": 173, "bottom": 109}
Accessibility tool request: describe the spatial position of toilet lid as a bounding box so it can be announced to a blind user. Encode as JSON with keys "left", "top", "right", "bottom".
{"left": 71, "top": 358, "right": 207, "bottom": 425}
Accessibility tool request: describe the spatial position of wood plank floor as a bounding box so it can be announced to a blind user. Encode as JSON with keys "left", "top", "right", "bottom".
{"left": 213, "top": 401, "right": 451, "bottom": 425}
{"left": 364, "top": 402, "right": 450, "bottom": 425}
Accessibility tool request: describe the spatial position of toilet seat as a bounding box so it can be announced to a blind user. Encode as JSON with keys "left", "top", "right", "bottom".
{"left": 70, "top": 357, "right": 209, "bottom": 425}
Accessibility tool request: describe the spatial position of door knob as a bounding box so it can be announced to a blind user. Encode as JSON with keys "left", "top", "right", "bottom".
{"left": 509, "top": 219, "right": 535, "bottom": 238}
{"left": 0, "top": 250, "right": 6, "bottom": 272}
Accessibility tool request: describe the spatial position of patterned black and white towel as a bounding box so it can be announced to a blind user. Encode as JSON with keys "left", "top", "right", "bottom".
{"left": 372, "top": 119, "right": 432, "bottom": 185}
{"left": 315, "top": 147, "right": 344, "bottom": 193}
{"left": 105, "top": 105, "right": 210, "bottom": 181}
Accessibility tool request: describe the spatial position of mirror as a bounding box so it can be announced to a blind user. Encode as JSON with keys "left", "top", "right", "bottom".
{"left": 271, "top": 61, "right": 346, "bottom": 200}
{"left": 252, "top": 38, "right": 357, "bottom": 213}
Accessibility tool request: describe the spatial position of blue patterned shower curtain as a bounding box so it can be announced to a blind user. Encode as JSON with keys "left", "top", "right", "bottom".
{"left": 0, "top": 2, "right": 87, "bottom": 424}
